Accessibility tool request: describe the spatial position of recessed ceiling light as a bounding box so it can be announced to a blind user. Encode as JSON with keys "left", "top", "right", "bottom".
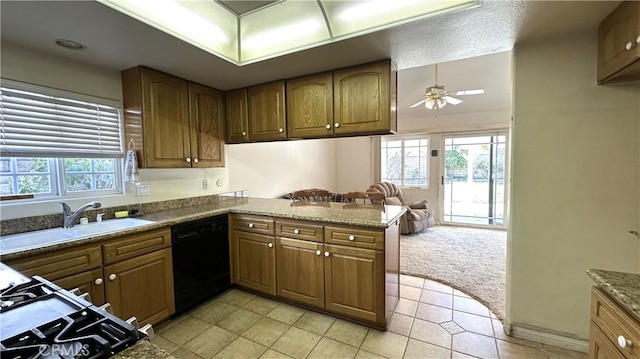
{"left": 54, "top": 39, "right": 87, "bottom": 50}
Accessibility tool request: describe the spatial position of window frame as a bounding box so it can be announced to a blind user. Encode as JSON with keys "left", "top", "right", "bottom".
{"left": 379, "top": 134, "right": 430, "bottom": 189}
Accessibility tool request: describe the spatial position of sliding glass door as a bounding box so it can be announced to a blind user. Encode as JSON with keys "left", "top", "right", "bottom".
{"left": 442, "top": 132, "right": 507, "bottom": 226}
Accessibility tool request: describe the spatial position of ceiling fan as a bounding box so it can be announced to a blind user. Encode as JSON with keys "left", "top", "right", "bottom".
{"left": 410, "top": 63, "right": 485, "bottom": 110}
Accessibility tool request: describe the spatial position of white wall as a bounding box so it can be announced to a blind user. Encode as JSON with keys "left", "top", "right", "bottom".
{"left": 226, "top": 139, "right": 337, "bottom": 198}
{"left": 0, "top": 42, "right": 230, "bottom": 220}
{"left": 510, "top": 31, "right": 640, "bottom": 341}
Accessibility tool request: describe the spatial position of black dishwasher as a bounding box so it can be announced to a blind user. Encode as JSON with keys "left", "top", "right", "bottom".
{"left": 171, "top": 214, "right": 230, "bottom": 315}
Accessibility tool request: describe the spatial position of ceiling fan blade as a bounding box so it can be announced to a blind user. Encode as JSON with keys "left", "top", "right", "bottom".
{"left": 444, "top": 96, "right": 463, "bottom": 105}
{"left": 409, "top": 99, "right": 427, "bottom": 108}
{"left": 453, "top": 89, "right": 485, "bottom": 96}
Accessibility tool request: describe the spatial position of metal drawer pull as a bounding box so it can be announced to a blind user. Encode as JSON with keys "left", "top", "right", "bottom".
{"left": 324, "top": 251, "right": 329, "bottom": 257}
{"left": 94, "top": 278, "right": 103, "bottom": 285}
{"left": 108, "top": 273, "right": 117, "bottom": 281}
{"left": 316, "top": 250, "right": 321, "bottom": 255}
{"left": 268, "top": 242, "right": 273, "bottom": 248}
{"left": 348, "top": 234, "right": 355, "bottom": 241}
{"left": 249, "top": 223, "right": 254, "bottom": 228}
{"left": 293, "top": 229, "right": 299, "bottom": 234}
{"left": 618, "top": 335, "right": 632, "bottom": 348}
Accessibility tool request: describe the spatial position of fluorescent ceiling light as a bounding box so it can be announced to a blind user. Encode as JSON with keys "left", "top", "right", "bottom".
{"left": 97, "top": 0, "right": 479, "bottom": 66}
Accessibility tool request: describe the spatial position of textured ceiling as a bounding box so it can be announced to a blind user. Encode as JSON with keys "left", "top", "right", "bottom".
{"left": 0, "top": 1, "right": 621, "bottom": 117}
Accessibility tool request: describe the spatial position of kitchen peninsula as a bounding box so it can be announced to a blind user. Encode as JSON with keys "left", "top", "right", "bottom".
{"left": 1, "top": 195, "right": 406, "bottom": 350}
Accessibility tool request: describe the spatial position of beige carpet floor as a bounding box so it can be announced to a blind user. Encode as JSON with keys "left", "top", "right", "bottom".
{"left": 400, "top": 225, "right": 506, "bottom": 320}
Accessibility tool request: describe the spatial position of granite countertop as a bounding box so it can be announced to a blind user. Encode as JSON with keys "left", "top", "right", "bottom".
{"left": 112, "top": 339, "right": 176, "bottom": 359}
{"left": 0, "top": 197, "right": 405, "bottom": 260}
{"left": 587, "top": 269, "right": 640, "bottom": 320}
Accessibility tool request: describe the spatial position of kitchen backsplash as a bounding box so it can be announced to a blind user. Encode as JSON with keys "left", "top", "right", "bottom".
{"left": 0, "top": 191, "right": 248, "bottom": 236}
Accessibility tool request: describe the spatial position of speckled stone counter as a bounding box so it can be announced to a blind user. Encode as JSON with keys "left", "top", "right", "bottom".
{"left": 0, "top": 197, "right": 405, "bottom": 261}
{"left": 587, "top": 269, "right": 640, "bottom": 320}
{"left": 112, "top": 339, "right": 176, "bottom": 359}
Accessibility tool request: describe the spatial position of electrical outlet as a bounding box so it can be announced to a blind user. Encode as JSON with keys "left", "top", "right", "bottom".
{"left": 202, "top": 179, "right": 209, "bottom": 190}
{"left": 136, "top": 184, "right": 150, "bottom": 196}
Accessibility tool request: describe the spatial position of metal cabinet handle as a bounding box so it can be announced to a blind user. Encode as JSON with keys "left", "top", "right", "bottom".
{"left": 334, "top": 123, "right": 340, "bottom": 128}
{"left": 268, "top": 243, "right": 273, "bottom": 248}
{"left": 626, "top": 41, "right": 636, "bottom": 51}
{"left": 278, "top": 128, "right": 284, "bottom": 133}
{"left": 324, "top": 251, "right": 329, "bottom": 257}
{"left": 348, "top": 234, "right": 355, "bottom": 241}
{"left": 249, "top": 223, "right": 254, "bottom": 228}
{"left": 326, "top": 124, "right": 331, "bottom": 130}
{"left": 108, "top": 273, "right": 117, "bottom": 281}
{"left": 293, "top": 229, "right": 299, "bottom": 234}
{"left": 186, "top": 157, "right": 191, "bottom": 163}
{"left": 316, "top": 250, "right": 321, "bottom": 255}
{"left": 193, "top": 158, "right": 198, "bottom": 163}
{"left": 94, "top": 278, "right": 103, "bottom": 285}
{"left": 618, "top": 335, "right": 632, "bottom": 348}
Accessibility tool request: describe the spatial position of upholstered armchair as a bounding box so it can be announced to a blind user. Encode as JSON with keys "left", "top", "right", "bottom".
{"left": 368, "top": 182, "right": 435, "bottom": 234}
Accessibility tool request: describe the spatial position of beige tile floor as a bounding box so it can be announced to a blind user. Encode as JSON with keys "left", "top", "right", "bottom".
{"left": 153, "top": 275, "right": 588, "bottom": 359}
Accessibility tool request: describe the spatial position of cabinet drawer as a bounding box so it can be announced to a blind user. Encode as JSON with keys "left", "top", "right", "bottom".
{"left": 6, "top": 244, "right": 102, "bottom": 281}
{"left": 276, "top": 220, "right": 323, "bottom": 242}
{"left": 591, "top": 287, "right": 640, "bottom": 359}
{"left": 325, "top": 225, "right": 384, "bottom": 250}
{"left": 232, "top": 215, "right": 274, "bottom": 235}
{"left": 103, "top": 228, "right": 171, "bottom": 265}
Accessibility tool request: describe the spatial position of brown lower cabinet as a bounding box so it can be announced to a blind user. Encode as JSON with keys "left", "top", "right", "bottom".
{"left": 230, "top": 214, "right": 398, "bottom": 328}
{"left": 589, "top": 286, "right": 640, "bottom": 359}
{"left": 4, "top": 227, "right": 175, "bottom": 327}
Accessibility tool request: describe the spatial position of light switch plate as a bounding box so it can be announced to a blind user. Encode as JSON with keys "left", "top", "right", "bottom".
{"left": 136, "top": 184, "right": 150, "bottom": 196}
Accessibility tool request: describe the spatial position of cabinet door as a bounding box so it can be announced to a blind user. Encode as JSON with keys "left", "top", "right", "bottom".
{"left": 54, "top": 268, "right": 106, "bottom": 306}
{"left": 286, "top": 73, "right": 333, "bottom": 138}
{"left": 232, "top": 230, "right": 276, "bottom": 295}
{"left": 141, "top": 68, "right": 191, "bottom": 168}
{"left": 226, "top": 88, "right": 250, "bottom": 143}
{"left": 324, "top": 244, "right": 384, "bottom": 324}
{"left": 189, "top": 83, "right": 225, "bottom": 167}
{"left": 104, "top": 248, "right": 175, "bottom": 326}
{"left": 333, "top": 60, "right": 396, "bottom": 136}
{"left": 276, "top": 237, "right": 324, "bottom": 307}
{"left": 589, "top": 322, "right": 625, "bottom": 359}
{"left": 597, "top": 1, "right": 640, "bottom": 83}
{"left": 247, "top": 81, "right": 287, "bottom": 141}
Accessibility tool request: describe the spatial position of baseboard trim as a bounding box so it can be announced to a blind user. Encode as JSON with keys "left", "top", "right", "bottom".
{"left": 511, "top": 324, "right": 589, "bottom": 353}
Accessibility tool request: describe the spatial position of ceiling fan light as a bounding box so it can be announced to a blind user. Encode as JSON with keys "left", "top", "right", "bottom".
{"left": 436, "top": 98, "right": 447, "bottom": 108}
{"left": 425, "top": 98, "right": 435, "bottom": 109}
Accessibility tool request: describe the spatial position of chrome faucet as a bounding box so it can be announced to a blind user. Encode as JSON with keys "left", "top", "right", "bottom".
{"left": 61, "top": 201, "right": 102, "bottom": 228}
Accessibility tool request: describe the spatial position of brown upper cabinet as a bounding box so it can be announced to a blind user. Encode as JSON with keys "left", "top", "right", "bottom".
{"left": 286, "top": 72, "right": 334, "bottom": 138}
{"left": 226, "top": 88, "right": 250, "bottom": 143}
{"left": 247, "top": 81, "right": 287, "bottom": 142}
{"left": 122, "top": 66, "right": 225, "bottom": 168}
{"left": 333, "top": 60, "right": 397, "bottom": 135}
{"left": 598, "top": 1, "right": 640, "bottom": 84}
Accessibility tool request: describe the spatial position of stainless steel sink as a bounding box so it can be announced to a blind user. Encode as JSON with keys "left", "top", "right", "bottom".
{"left": 0, "top": 218, "right": 155, "bottom": 253}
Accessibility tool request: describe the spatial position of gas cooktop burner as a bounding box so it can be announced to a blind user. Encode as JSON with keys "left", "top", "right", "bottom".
{"left": 0, "top": 276, "right": 146, "bottom": 359}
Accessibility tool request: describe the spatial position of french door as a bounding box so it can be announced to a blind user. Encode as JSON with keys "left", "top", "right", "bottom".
{"left": 442, "top": 132, "right": 507, "bottom": 226}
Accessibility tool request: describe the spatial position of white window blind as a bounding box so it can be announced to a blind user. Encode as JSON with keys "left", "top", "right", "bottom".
{"left": 0, "top": 80, "right": 123, "bottom": 158}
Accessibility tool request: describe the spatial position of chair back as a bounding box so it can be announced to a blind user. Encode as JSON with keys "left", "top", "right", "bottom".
{"left": 291, "top": 189, "right": 331, "bottom": 202}
{"left": 342, "top": 191, "right": 385, "bottom": 205}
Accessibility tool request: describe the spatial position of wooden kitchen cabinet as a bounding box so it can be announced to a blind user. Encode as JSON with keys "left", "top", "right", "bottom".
{"left": 333, "top": 60, "right": 397, "bottom": 136}
{"left": 230, "top": 214, "right": 277, "bottom": 295}
{"left": 226, "top": 88, "right": 250, "bottom": 143}
{"left": 104, "top": 248, "right": 174, "bottom": 327}
{"left": 122, "top": 66, "right": 226, "bottom": 168}
{"left": 597, "top": 1, "right": 640, "bottom": 84}
{"left": 324, "top": 243, "right": 384, "bottom": 323}
{"left": 247, "top": 81, "right": 287, "bottom": 141}
{"left": 55, "top": 268, "right": 106, "bottom": 306}
{"left": 276, "top": 237, "right": 325, "bottom": 307}
{"left": 286, "top": 72, "right": 334, "bottom": 138}
{"left": 589, "top": 286, "right": 640, "bottom": 359}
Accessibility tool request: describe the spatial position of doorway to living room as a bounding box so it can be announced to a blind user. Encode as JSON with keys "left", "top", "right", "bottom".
{"left": 441, "top": 131, "right": 508, "bottom": 227}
